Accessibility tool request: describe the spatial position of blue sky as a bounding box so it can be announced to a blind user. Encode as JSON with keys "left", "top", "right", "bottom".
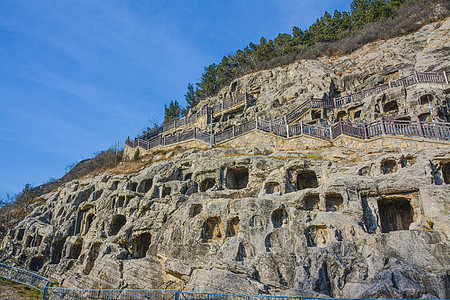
{"left": 0, "top": 0, "right": 352, "bottom": 197}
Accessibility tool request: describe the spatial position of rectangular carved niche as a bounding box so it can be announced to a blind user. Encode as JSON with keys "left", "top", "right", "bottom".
{"left": 375, "top": 192, "right": 419, "bottom": 233}
{"left": 364, "top": 192, "right": 419, "bottom": 234}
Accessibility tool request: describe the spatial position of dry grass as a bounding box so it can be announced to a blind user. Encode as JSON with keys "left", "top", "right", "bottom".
{"left": 0, "top": 278, "right": 42, "bottom": 300}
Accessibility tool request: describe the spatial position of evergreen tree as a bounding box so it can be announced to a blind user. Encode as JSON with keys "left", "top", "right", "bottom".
{"left": 185, "top": 83, "right": 198, "bottom": 108}
{"left": 164, "top": 100, "right": 181, "bottom": 123}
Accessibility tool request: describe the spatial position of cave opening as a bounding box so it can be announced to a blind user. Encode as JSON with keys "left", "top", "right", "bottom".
{"left": 325, "top": 193, "right": 344, "bottom": 211}
{"left": 109, "top": 215, "right": 126, "bottom": 236}
{"left": 117, "top": 196, "right": 125, "bottom": 207}
{"left": 29, "top": 257, "right": 45, "bottom": 271}
{"left": 51, "top": 238, "right": 66, "bottom": 264}
{"left": 83, "top": 242, "right": 102, "bottom": 275}
{"left": 442, "top": 163, "right": 450, "bottom": 184}
{"left": 226, "top": 168, "right": 249, "bottom": 190}
{"left": 161, "top": 186, "right": 172, "bottom": 198}
{"left": 383, "top": 100, "right": 399, "bottom": 113}
{"left": 16, "top": 229, "right": 25, "bottom": 241}
{"left": 83, "top": 213, "right": 95, "bottom": 235}
{"left": 110, "top": 181, "right": 119, "bottom": 190}
{"left": 265, "top": 182, "right": 280, "bottom": 194}
{"left": 129, "top": 182, "right": 138, "bottom": 192}
{"left": 201, "top": 217, "right": 223, "bottom": 242}
{"left": 226, "top": 217, "right": 240, "bottom": 237}
{"left": 271, "top": 208, "right": 288, "bottom": 228}
{"left": 200, "top": 178, "right": 215, "bottom": 192}
{"left": 419, "top": 94, "right": 433, "bottom": 105}
{"left": 189, "top": 204, "right": 202, "bottom": 218}
{"left": 297, "top": 170, "right": 319, "bottom": 190}
{"left": 69, "top": 239, "right": 83, "bottom": 259}
{"left": 305, "top": 225, "right": 330, "bottom": 248}
{"left": 377, "top": 198, "right": 414, "bottom": 233}
{"left": 304, "top": 194, "right": 320, "bottom": 211}
{"left": 381, "top": 159, "right": 397, "bottom": 174}
{"left": 131, "top": 232, "right": 151, "bottom": 259}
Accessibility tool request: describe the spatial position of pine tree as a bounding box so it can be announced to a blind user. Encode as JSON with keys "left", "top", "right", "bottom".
{"left": 185, "top": 83, "right": 198, "bottom": 108}
{"left": 164, "top": 100, "right": 181, "bottom": 123}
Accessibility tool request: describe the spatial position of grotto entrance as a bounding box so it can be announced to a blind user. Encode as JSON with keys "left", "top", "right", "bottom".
{"left": 442, "top": 162, "right": 450, "bottom": 184}
{"left": 296, "top": 170, "right": 318, "bottom": 190}
{"left": 109, "top": 215, "right": 126, "bottom": 236}
{"left": 226, "top": 168, "right": 249, "bottom": 190}
{"left": 131, "top": 232, "right": 151, "bottom": 259}
{"left": 201, "top": 217, "right": 223, "bottom": 242}
{"left": 200, "top": 178, "right": 215, "bottom": 192}
{"left": 377, "top": 198, "right": 413, "bottom": 233}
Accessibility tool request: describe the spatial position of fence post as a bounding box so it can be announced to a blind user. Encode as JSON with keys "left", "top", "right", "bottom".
{"left": 380, "top": 118, "right": 386, "bottom": 135}
{"left": 417, "top": 120, "right": 424, "bottom": 137}
{"left": 41, "top": 283, "right": 49, "bottom": 300}
{"left": 363, "top": 123, "right": 368, "bottom": 139}
{"left": 444, "top": 71, "right": 449, "bottom": 85}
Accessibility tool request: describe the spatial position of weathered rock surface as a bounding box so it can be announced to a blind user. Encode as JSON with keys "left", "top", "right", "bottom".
{"left": 1, "top": 145, "right": 449, "bottom": 298}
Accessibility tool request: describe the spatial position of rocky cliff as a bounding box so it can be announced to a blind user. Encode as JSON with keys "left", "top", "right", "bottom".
{"left": 1, "top": 17, "right": 449, "bottom": 299}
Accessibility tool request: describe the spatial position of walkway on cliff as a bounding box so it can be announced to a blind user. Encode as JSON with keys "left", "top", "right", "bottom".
{"left": 127, "top": 70, "right": 450, "bottom": 151}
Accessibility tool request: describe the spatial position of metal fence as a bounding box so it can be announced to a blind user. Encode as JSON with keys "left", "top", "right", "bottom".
{"left": 0, "top": 262, "right": 49, "bottom": 292}
{"left": 44, "top": 288, "right": 177, "bottom": 300}
{"left": 0, "top": 263, "right": 438, "bottom": 300}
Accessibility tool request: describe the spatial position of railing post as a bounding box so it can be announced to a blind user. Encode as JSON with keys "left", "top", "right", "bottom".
{"left": 175, "top": 291, "right": 180, "bottom": 300}
{"left": 332, "top": 97, "right": 336, "bottom": 108}
{"left": 339, "top": 119, "right": 344, "bottom": 135}
{"left": 286, "top": 123, "right": 290, "bottom": 138}
{"left": 417, "top": 120, "right": 424, "bottom": 137}
{"left": 380, "top": 118, "right": 386, "bottom": 135}
{"left": 177, "top": 132, "right": 180, "bottom": 143}
{"left": 444, "top": 71, "right": 449, "bottom": 85}
{"left": 42, "top": 283, "right": 49, "bottom": 300}
{"left": 300, "top": 121, "right": 303, "bottom": 135}
{"left": 7, "top": 265, "right": 11, "bottom": 280}
{"left": 255, "top": 117, "right": 258, "bottom": 130}
{"left": 269, "top": 121, "right": 272, "bottom": 132}
{"left": 363, "top": 123, "right": 368, "bottom": 139}
{"left": 414, "top": 70, "right": 419, "bottom": 83}
{"left": 388, "top": 81, "right": 392, "bottom": 88}
{"left": 329, "top": 126, "right": 333, "bottom": 140}
{"left": 193, "top": 128, "right": 196, "bottom": 139}
{"left": 232, "top": 125, "right": 235, "bottom": 137}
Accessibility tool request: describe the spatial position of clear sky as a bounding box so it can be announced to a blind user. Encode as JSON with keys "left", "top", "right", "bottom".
{"left": 0, "top": 0, "right": 352, "bottom": 197}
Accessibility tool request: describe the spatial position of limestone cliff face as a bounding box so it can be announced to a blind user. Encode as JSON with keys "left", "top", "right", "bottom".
{"left": 1, "top": 17, "right": 450, "bottom": 299}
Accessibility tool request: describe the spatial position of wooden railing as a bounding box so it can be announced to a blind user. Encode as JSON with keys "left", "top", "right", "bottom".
{"left": 128, "top": 70, "right": 449, "bottom": 150}
{"left": 127, "top": 118, "right": 450, "bottom": 150}
{"left": 140, "top": 94, "right": 254, "bottom": 139}
{"left": 279, "top": 70, "right": 448, "bottom": 124}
